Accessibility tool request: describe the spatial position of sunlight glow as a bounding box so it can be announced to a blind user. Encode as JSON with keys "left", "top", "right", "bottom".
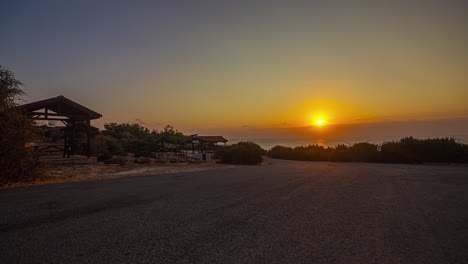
{"left": 316, "top": 120, "right": 326, "bottom": 126}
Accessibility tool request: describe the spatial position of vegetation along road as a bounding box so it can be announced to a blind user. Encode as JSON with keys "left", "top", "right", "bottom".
{"left": 1, "top": 159, "right": 468, "bottom": 263}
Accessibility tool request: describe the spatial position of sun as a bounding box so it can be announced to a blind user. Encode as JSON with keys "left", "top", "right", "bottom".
{"left": 308, "top": 113, "right": 329, "bottom": 126}
{"left": 316, "top": 120, "right": 326, "bottom": 126}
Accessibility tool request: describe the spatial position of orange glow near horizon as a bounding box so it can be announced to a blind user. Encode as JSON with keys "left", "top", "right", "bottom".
{"left": 316, "top": 120, "right": 326, "bottom": 126}
{"left": 307, "top": 109, "right": 332, "bottom": 127}
{"left": 6, "top": 1, "right": 467, "bottom": 132}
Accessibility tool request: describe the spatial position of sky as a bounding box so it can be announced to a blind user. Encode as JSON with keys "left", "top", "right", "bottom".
{"left": 1, "top": 0, "right": 468, "bottom": 144}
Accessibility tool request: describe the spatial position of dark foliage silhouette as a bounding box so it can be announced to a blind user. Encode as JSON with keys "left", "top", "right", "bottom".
{"left": 0, "top": 65, "right": 40, "bottom": 184}
{"left": 97, "top": 123, "right": 185, "bottom": 158}
{"left": 217, "top": 141, "right": 265, "bottom": 165}
{"left": 268, "top": 137, "right": 467, "bottom": 164}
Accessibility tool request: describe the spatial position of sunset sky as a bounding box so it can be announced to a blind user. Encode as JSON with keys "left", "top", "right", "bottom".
{"left": 2, "top": 1, "right": 467, "bottom": 144}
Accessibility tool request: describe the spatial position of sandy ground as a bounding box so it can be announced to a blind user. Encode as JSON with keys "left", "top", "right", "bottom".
{"left": 46, "top": 162, "right": 233, "bottom": 178}
{"left": 4, "top": 161, "right": 236, "bottom": 188}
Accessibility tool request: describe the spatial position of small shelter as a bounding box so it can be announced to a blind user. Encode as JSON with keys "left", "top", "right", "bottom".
{"left": 19, "top": 95, "right": 102, "bottom": 158}
{"left": 183, "top": 134, "right": 228, "bottom": 154}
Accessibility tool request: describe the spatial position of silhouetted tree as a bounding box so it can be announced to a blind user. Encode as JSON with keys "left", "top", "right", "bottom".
{"left": 0, "top": 65, "right": 40, "bottom": 184}
{"left": 99, "top": 123, "right": 186, "bottom": 157}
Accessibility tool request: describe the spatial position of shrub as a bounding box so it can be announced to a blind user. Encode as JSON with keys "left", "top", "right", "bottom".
{"left": 134, "top": 150, "right": 152, "bottom": 158}
{"left": 269, "top": 145, "right": 294, "bottom": 160}
{"left": 267, "top": 137, "right": 468, "bottom": 164}
{"left": 0, "top": 66, "right": 41, "bottom": 185}
{"left": 350, "top": 142, "right": 379, "bottom": 162}
{"left": 218, "top": 141, "right": 264, "bottom": 165}
{"left": 92, "top": 135, "right": 126, "bottom": 156}
{"left": 134, "top": 157, "right": 150, "bottom": 164}
{"left": 103, "top": 157, "right": 126, "bottom": 165}
{"left": 385, "top": 137, "right": 465, "bottom": 163}
{"left": 97, "top": 153, "right": 113, "bottom": 162}
{"left": 98, "top": 123, "right": 186, "bottom": 155}
{"left": 329, "top": 144, "right": 352, "bottom": 162}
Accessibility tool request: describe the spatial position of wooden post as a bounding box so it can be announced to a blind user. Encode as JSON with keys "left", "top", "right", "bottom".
{"left": 63, "top": 125, "right": 71, "bottom": 158}
{"left": 86, "top": 118, "right": 91, "bottom": 158}
{"left": 63, "top": 128, "right": 67, "bottom": 158}
{"left": 66, "top": 125, "right": 71, "bottom": 158}
{"left": 161, "top": 136, "right": 164, "bottom": 153}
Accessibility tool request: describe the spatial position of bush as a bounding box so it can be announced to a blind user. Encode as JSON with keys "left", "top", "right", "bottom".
{"left": 0, "top": 66, "right": 41, "bottom": 185}
{"left": 217, "top": 141, "right": 264, "bottom": 165}
{"left": 92, "top": 135, "right": 126, "bottom": 157}
{"left": 104, "top": 157, "right": 126, "bottom": 165}
{"left": 134, "top": 157, "right": 150, "bottom": 164}
{"left": 134, "top": 150, "right": 152, "bottom": 158}
{"left": 329, "top": 144, "right": 352, "bottom": 162}
{"left": 101, "top": 123, "right": 185, "bottom": 154}
{"left": 269, "top": 145, "right": 294, "bottom": 160}
{"left": 97, "top": 153, "right": 113, "bottom": 162}
{"left": 350, "top": 142, "right": 379, "bottom": 162}
{"left": 383, "top": 137, "right": 465, "bottom": 163}
{"left": 267, "top": 137, "right": 468, "bottom": 164}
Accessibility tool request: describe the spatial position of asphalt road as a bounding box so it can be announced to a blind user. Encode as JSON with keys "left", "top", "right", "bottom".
{"left": 1, "top": 159, "right": 468, "bottom": 264}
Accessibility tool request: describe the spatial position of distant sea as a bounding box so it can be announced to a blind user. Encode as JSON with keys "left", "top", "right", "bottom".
{"left": 226, "top": 118, "right": 468, "bottom": 149}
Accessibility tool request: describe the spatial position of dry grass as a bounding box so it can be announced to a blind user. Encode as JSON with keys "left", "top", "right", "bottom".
{"left": 1, "top": 161, "right": 237, "bottom": 188}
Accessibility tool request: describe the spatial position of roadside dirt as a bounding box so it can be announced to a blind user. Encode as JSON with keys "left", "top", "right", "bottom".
{"left": 3, "top": 161, "right": 236, "bottom": 188}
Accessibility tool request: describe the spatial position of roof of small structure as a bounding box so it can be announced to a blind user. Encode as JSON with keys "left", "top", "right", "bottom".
{"left": 19, "top": 95, "right": 102, "bottom": 120}
{"left": 184, "top": 134, "right": 228, "bottom": 143}
{"left": 46, "top": 125, "right": 100, "bottom": 132}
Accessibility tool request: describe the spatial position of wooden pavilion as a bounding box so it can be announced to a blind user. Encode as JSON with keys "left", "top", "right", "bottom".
{"left": 183, "top": 134, "right": 228, "bottom": 154}
{"left": 19, "top": 95, "right": 102, "bottom": 158}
